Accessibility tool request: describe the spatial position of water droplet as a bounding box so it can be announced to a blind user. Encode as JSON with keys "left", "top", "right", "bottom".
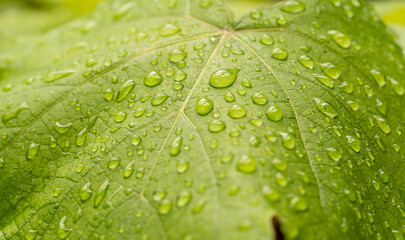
{"left": 168, "top": 49, "right": 187, "bottom": 63}
{"left": 151, "top": 93, "right": 168, "bottom": 106}
{"left": 251, "top": 93, "right": 268, "bottom": 105}
{"left": 108, "top": 157, "right": 120, "bottom": 169}
{"left": 25, "top": 230, "right": 38, "bottom": 240}
{"left": 75, "top": 116, "right": 97, "bottom": 146}
{"left": 26, "top": 143, "right": 40, "bottom": 160}
{"left": 275, "top": 173, "right": 288, "bottom": 187}
{"left": 199, "top": 0, "right": 212, "bottom": 8}
{"left": 114, "top": 111, "right": 127, "bottom": 123}
{"left": 326, "top": 148, "right": 342, "bottom": 161}
{"left": 279, "top": 132, "right": 295, "bottom": 149}
{"left": 169, "top": 137, "right": 183, "bottom": 156}
{"left": 374, "top": 115, "right": 391, "bottom": 134}
{"left": 313, "top": 98, "right": 337, "bottom": 118}
{"left": 388, "top": 77, "right": 404, "bottom": 96}
{"left": 272, "top": 158, "right": 287, "bottom": 171}
{"left": 313, "top": 74, "right": 334, "bottom": 88}
{"left": 153, "top": 189, "right": 167, "bottom": 202}
{"left": 262, "top": 185, "right": 280, "bottom": 202}
{"left": 271, "top": 48, "right": 288, "bottom": 60}
{"left": 57, "top": 216, "right": 72, "bottom": 239}
{"left": 265, "top": 105, "right": 283, "bottom": 121}
{"left": 236, "top": 155, "right": 256, "bottom": 174}
{"left": 176, "top": 161, "right": 189, "bottom": 173}
{"left": 249, "top": 9, "right": 262, "bottom": 19}
{"left": 280, "top": 0, "right": 305, "bottom": 13}
{"left": 290, "top": 197, "right": 308, "bottom": 212}
{"left": 116, "top": 80, "right": 135, "bottom": 102}
{"left": 159, "top": 24, "right": 181, "bottom": 36}
{"left": 228, "top": 104, "right": 247, "bottom": 119}
{"left": 209, "top": 69, "right": 239, "bottom": 88}
{"left": 158, "top": 199, "right": 173, "bottom": 214}
{"left": 298, "top": 55, "right": 314, "bottom": 69}
{"left": 123, "top": 162, "right": 134, "bottom": 178}
{"left": 370, "top": 69, "right": 386, "bottom": 87}
{"left": 131, "top": 135, "right": 142, "bottom": 146}
{"left": 347, "top": 100, "right": 359, "bottom": 111}
{"left": 94, "top": 179, "right": 109, "bottom": 208}
{"left": 392, "top": 230, "right": 404, "bottom": 240}
{"left": 43, "top": 70, "right": 75, "bottom": 83}
{"left": 224, "top": 92, "right": 235, "bottom": 102}
{"left": 177, "top": 190, "right": 192, "bottom": 207}
{"left": 104, "top": 88, "right": 114, "bottom": 101}
{"left": 320, "top": 63, "right": 341, "bottom": 79}
{"left": 144, "top": 71, "right": 163, "bottom": 87}
{"left": 1, "top": 102, "right": 29, "bottom": 123}
{"left": 208, "top": 120, "right": 226, "bottom": 133}
{"left": 195, "top": 97, "right": 213, "bottom": 116}
{"left": 80, "top": 183, "right": 93, "bottom": 202}
{"left": 328, "top": 30, "right": 351, "bottom": 48}
{"left": 54, "top": 122, "right": 72, "bottom": 134}
{"left": 346, "top": 135, "right": 361, "bottom": 152}
{"left": 259, "top": 34, "right": 274, "bottom": 46}
{"left": 173, "top": 70, "right": 187, "bottom": 81}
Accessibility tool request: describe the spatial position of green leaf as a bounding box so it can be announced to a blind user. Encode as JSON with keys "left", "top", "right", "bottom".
{"left": 0, "top": 0, "right": 404, "bottom": 239}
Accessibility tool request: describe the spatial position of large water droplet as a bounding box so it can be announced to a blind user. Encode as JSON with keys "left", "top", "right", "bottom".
{"left": 251, "top": 93, "right": 268, "bottom": 105}
{"left": 144, "top": 71, "right": 163, "bottom": 87}
{"left": 262, "top": 185, "right": 280, "bottom": 202}
{"left": 370, "top": 69, "right": 386, "bottom": 87}
{"left": 346, "top": 135, "right": 361, "bottom": 152}
{"left": 116, "top": 80, "right": 135, "bottom": 102}
{"left": 313, "top": 98, "right": 337, "bottom": 118}
{"left": 259, "top": 34, "right": 274, "bottom": 46}
{"left": 177, "top": 190, "right": 192, "bottom": 207}
{"left": 265, "top": 105, "right": 283, "bottom": 121}
{"left": 94, "top": 179, "right": 109, "bottom": 208}
{"left": 280, "top": 0, "right": 305, "bottom": 13}
{"left": 26, "top": 143, "right": 40, "bottom": 160}
{"left": 195, "top": 97, "right": 213, "bottom": 116}
{"left": 374, "top": 115, "right": 391, "bottom": 134}
{"left": 79, "top": 183, "right": 93, "bottom": 202}
{"left": 271, "top": 48, "right": 288, "bottom": 60}
{"left": 209, "top": 69, "right": 239, "bottom": 88}
{"left": 54, "top": 122, "right": 72, "bottom": 134}
{"left": 208, "top": 120, "right": 226, "bottom": 133}
{"left": 236, "top": 155, "right": 257, "bottom": 174}
{"left": 279, "top": 132, "right": 295, "bottom": 149}
{"left": 298, "top": 55, "right": 314, "bottom": 69}
{"left": 290, "top": 197, "right": 308, "bottom": 212}
{"left": 57, "top": 216, "right": 73, "bottom": 239}
{"left": 313, "top": 74, "right": 334, "bottom": 88}
{"left": 328, "top": 30, "right": 351, "bottom": 48}
{"left": 158, "top": 199, "right": 173, "bottom": 214}
{"left": 25, "top": 230, "right": 38, "bottom": 240}
{"left": 151, "top": 93, "right": 168, "bottom": 106}
{"left": 228, "top": 104, "right": 247, "bottom": 119}
{"left": 159, "top": 24, "right": 181, "bottom": 36}
{"left": 169, "top": 137, "right": 183, "bottom": 156}
{"left": 1, "top": 102, "right": 29, "bottom": 123}
{"left": 168, "top": 49, "right": 187, "bottom": 63}
{"left": 321, "top": 63, "right": 341, "bottom": 79}
{"left": 43, "top": 70, "right": 75, "bottom": 83}
{"left": 326, "top": 148, "right": 342, "bottom": 161}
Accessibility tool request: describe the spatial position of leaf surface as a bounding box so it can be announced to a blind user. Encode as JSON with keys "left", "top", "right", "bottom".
{"left": 0, "top": 0, "right": 404, "bottom": 239}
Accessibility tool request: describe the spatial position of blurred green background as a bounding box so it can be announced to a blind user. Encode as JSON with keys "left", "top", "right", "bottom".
{"left": 1, "top": 0, "right": 405, "bottom": 49}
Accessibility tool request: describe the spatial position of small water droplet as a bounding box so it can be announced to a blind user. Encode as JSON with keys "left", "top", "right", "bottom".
{"left": 290, "top": 197, "right": 308, "bottom": 212}
{"left": 313, "top": 74, "right": 334, "bottom": 88}
{"left": 123, "top": 162, "right": 134, "bottom": 178}
{"left": 374, "top": 115, "right": 391, "bottom": 134}
{"left": 346, "top": 135, "right": 361, "bottom": 152}
{"left": 370, "top": 69, "right": 386, "bottom": 87}
{"left": 108, "top": 157, "right": 120, "bottom": 169}
{"left": 168, "top": 49, "right": 187, "bottom": 63}
{"left": 177, "top": 190, "right": 192, "bottom": 207}
{"left": 262, "top": 185, "right": 280, "bottom": 202}
{"left": 1, "top": 102, "right": 29, "bottom": 123}
{"left": 208, "top": 120, "right": 226, "bottom": 133}
{"left": 158, "top": 199, "right": 173, "bottom": 214}
{"left": 151, "top": 93, "right": 168, "bottom": 106}
{"left": 249, "top": 9, "right": 262, "bottom": 19}
{"left": 326, "top": 148, "right": 342, "bottom": 161}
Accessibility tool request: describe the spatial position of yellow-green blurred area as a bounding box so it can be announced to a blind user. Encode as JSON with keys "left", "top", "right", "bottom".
{"left": 1, "top": 0, "right": 405, "bottom": 48}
